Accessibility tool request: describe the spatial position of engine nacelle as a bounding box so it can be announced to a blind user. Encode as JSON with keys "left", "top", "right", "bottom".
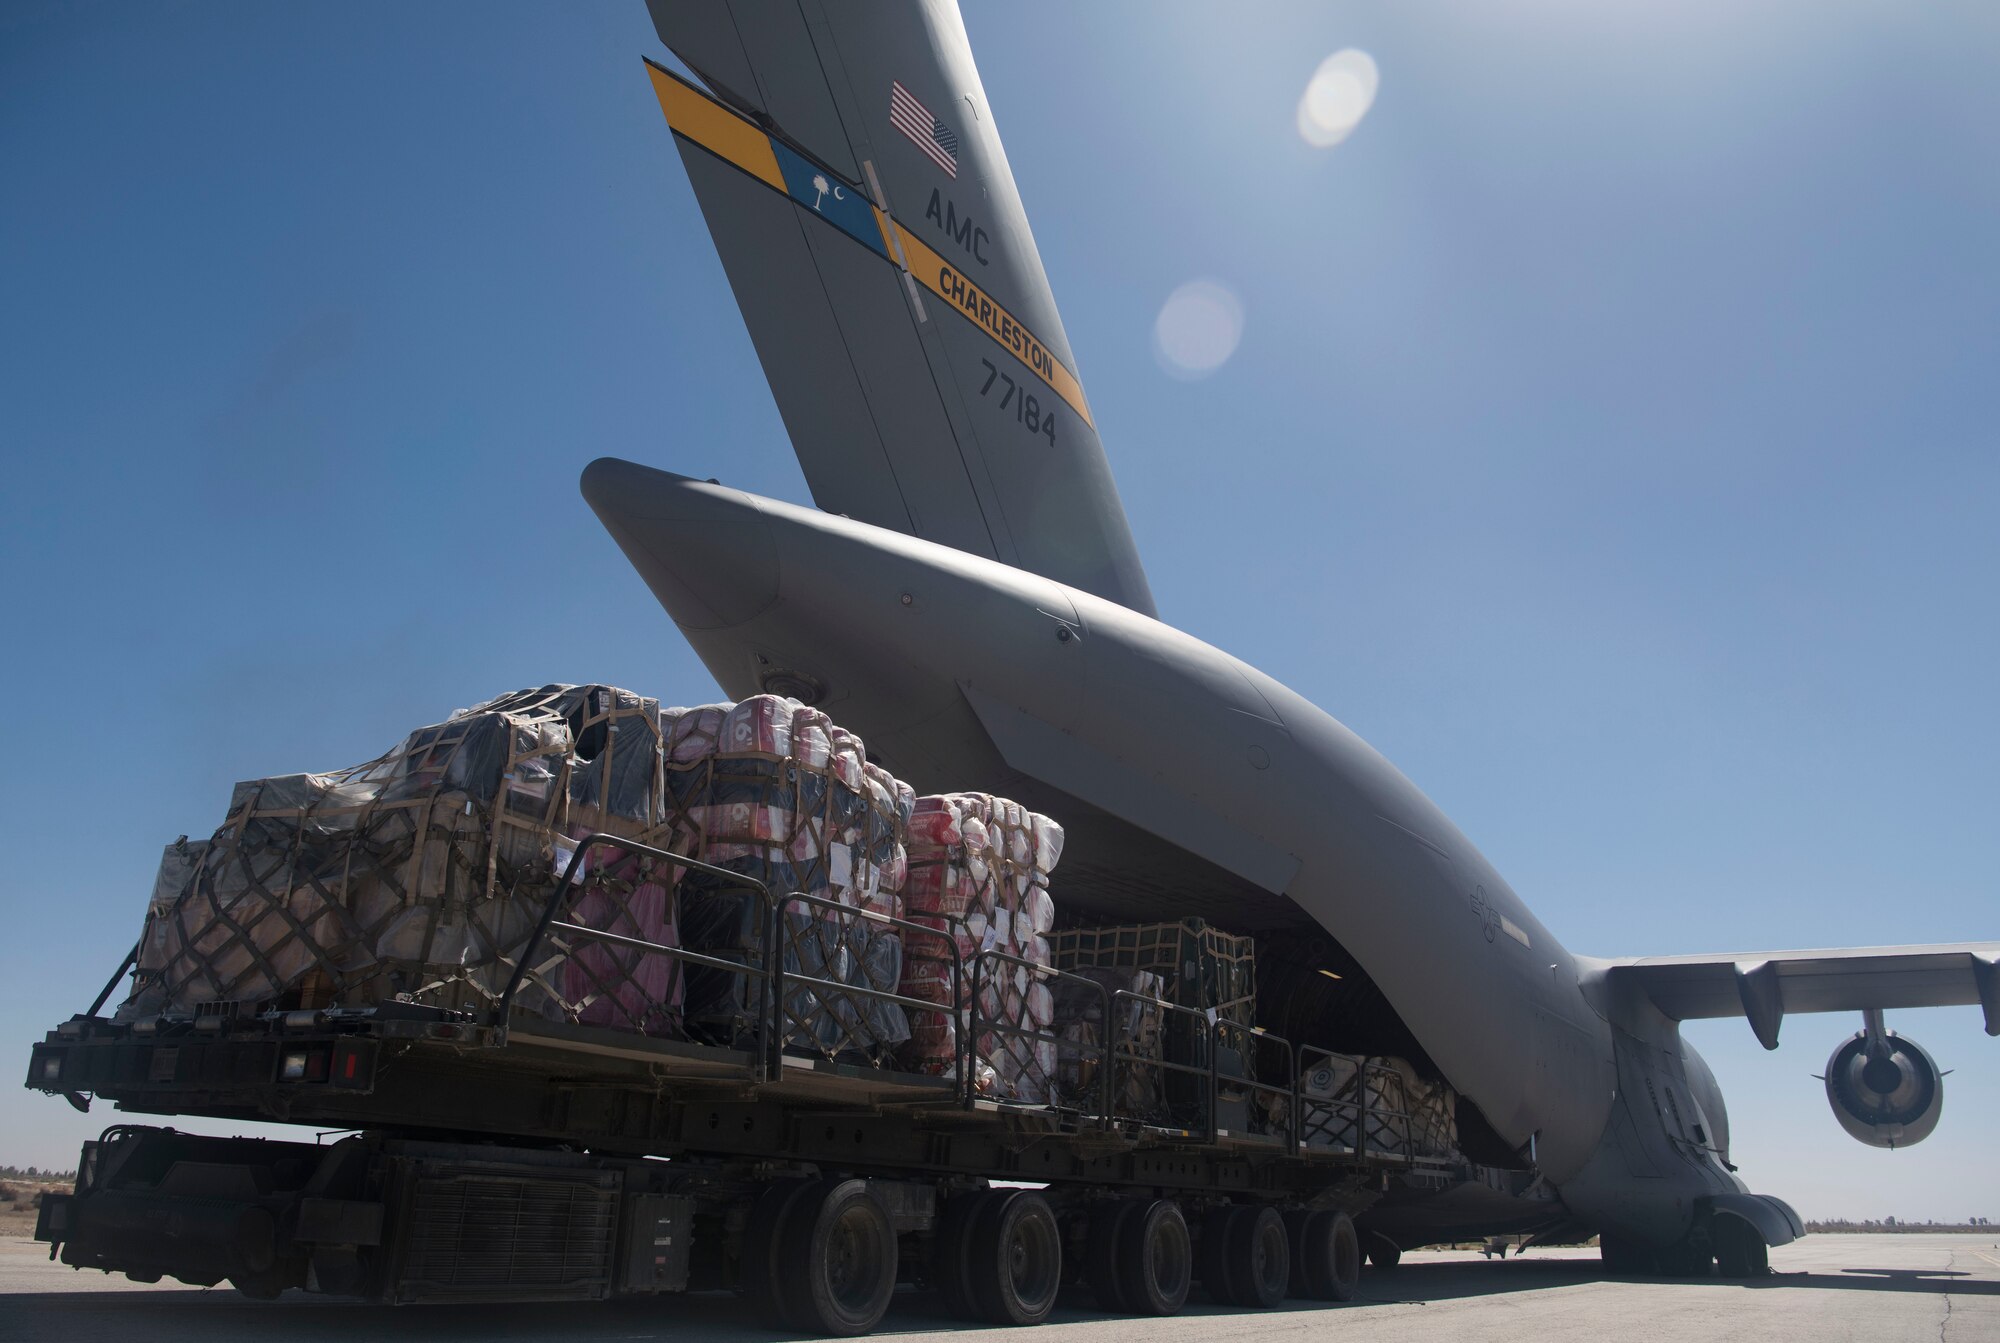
{"left": 1824, "top": 1029, "right": 1943, "bottom": 1149}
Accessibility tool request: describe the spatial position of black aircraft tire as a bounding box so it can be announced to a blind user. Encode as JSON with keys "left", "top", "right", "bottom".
{"left": 1227, "top": 1205, "right": 1291, "bottom": 1309}
{"left": 1365, "top": 1234, "right": 1402, "bottom": 1271}
{"left": 1714, "top": 1217, "right": 1769, "bottom": 1279}
{"left": 778, "top": 1178, "right": 899, "bottom": 1337}
{"left": 1301, "top": 1211, "right": 1362, "bottom": 1301}
{"left": 1654, "top": 1237, "right": 1713, "bottom": 1278}
{"left": 933, "top": 1189, "right": 993, "bottom": 1320}
{"left": 1118, "top": 1199, "right": 1192, "bottom": 1317}
{"left": 741, "top": 1177, "right": 817, "bottom": 1329}
{"left": 1599, "top": 1233, "right": 1644, "bottom": 1275}
{"left": 1089, "top": 1199, "right": 1140, "bottom": 1312}
{"left": 1202, "top": 1205, "right": 1248, "bottom": 1304}
{"left": 969, "top": 1188, "right": 1063, "bottom": 1326}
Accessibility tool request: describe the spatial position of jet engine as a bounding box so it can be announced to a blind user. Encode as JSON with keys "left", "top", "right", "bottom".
{"left": 1823, "top": 1022, "right": 1943, "bottom": 1149}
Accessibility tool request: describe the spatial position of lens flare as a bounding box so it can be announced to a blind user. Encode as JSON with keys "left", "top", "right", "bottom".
{"left": 1153, "top": 279, "right": 1244, "bottom": 380}
{"left": 1297, "top": 48, "right": 1379, "bottom": 147}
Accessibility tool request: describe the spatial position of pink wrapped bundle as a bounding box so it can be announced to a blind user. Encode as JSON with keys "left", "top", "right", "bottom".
{"left": 789, "top": 703, "right": 832, "bottom": 770}
{"left": 558, "top": 834, "right": 683, "bottom": 1036}
{"left": 664, "top": 704, "right": 726, "bottom": 763}
{"left": 827, "top": 726, "right": 867, "bottom": 792}
{"left": 904, "top": 861, "right": 979, "bottom": 917}
{"left": 720, "top": 695, "right": 795, "bottom": 757}
{"left": 910, "top": 795, "right": 971, "bottom": 847}
{"left": 687, "top": 802, "right": 790, "bottom": 845}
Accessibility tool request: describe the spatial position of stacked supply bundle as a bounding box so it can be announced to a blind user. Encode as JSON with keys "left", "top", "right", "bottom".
{"left": 661, "top": 695, "right": 915, "bottom": 1059}
{"left": 898, "top": 793, "right": 1063, "bottom": 1102}
{"left": 123, "top": 685, "right": 685, "bottom": 1036}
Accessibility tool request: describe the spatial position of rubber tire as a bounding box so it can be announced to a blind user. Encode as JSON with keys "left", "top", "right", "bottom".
{"left": 1227, "top": 1205, "right": 1291, "bottom": 1309}
{"left": 741, "top": 1177, "right": 817, "bottom": 1329}
{"left": 1284, "top": 1211, "right": 1313, "bottom": 1300}
{"left": 1599, "top": 1233, "right": 1654, "bottom": 1276}
{"left": 1713, "top": 1216, "right": 1771, "bottom": 1278}
{"left": 933, "top": 1189, "right": 994, "bottom": 1320}
{"left": 1202, "top": 1205, "right": 1248, "bottom": 1304}
{"left": 1654, "top": 1237, "right": 1712, "bottom": 1278}
{"left": 1089, "top": 1199, "right": 1141, "bottom": 1312}
{"left": 779, "top": 1178, "right": 900, "bottom": 1337}
{"left": 1365, "top": 1233, "right": 1402, "bottom": 1271}
{"left": 1301, "top": 1211, "right": 1361, "bottom": 1301}
{"left": 969, "top": 1188, "right": 1063, "bottom": 1326}
{"left": 1118, "top": 1199, "right": 1192, "bottom": 1316}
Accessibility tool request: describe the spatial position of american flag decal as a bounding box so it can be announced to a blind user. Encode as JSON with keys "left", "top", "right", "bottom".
{"left": 890, "top": 80, "right": 958, "bottom": 178}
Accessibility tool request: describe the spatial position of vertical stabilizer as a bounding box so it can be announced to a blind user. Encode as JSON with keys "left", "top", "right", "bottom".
{"left": 642, "top": 0, "right": 1156, "bottom": 616}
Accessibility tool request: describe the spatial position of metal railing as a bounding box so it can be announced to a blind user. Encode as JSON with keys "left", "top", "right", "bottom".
{"left": 496, "top": 833, "right": 779, "bottom": 1075}
{"left": 770, "top": 891, "right": 965, "bottom": 1089}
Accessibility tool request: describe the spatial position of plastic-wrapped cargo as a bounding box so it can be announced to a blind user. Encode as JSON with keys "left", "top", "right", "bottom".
{"left": 899, "top": 792, "right": 1063, "bottom": 1102}
{"left": 120, "top": 685, "right": 685, "bottom": 1036}
{"left": 661, "top": 695, "right": 915, "bottom": 1059}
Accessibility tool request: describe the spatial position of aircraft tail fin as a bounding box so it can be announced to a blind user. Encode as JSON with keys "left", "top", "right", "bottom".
{"left": 640, "top": 1, "right": 1156, "bottom": 617}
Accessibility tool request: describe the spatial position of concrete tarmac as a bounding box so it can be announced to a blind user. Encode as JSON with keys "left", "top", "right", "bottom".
{"left": 3, "top": 1232, "right": 1997, "bottom": 1343}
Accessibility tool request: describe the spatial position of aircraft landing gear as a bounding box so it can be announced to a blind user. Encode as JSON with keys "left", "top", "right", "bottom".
{"left": 1713, "top": 1216, "right": 1770, "bottom": 1278}
{"left": 1365, "top": 1232, "right": 1402, "bottom": 1270}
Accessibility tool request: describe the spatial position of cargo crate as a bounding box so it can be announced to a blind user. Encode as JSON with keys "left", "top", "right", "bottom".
{"left": 1050, "top": 918, "right": 1256, "bottom": 1027}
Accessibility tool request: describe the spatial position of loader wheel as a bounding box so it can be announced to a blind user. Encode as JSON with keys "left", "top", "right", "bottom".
{"left": 1089, "top": 1199, "right": 1141, "bottom": 1312}
{"left": 1226, "top": 1205, "right": 1290, "bottom": 1308}
{"left": 968, "top": 1188, "right": 1062, "bottom": 1326}
{"left": 1296, "top": 1211, "right": 1360, "bottom": 1301}
{"left": 1117, "top": 1198, "right": 1191, "bottom": 1316}
{"left": 1201, "top": 1205, "right": 1246, "bottom": 1303}
{"left": 740, "top": 1177, "right": 817, "bottom": 1329}
{"left": 932, "top": 1188, "right": 994, "bottom": 1320}
{"left": 780, "top": 1178, "right": 899, "bottom": 1337}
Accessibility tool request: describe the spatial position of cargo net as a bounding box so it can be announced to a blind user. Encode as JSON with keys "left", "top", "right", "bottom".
{"left": 896, "top": 793, "right": 1064, "bottom": 1103}
{"left": 1047, "top": 920, "right": 1263, "bottom": 1129}
{"left": 119, "top": 687, "right": 943, "bottom": 1065}
{"left": 124, "top": 685, "right": 687, "bottom": 1030}
{"left": 662, "top": 696, "right": 919, "bottom": 1062}
{"left": 1299, "top": 1054, "right": 1460, "bottom": 1160}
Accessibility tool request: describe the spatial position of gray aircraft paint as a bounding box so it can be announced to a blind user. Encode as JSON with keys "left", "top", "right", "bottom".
{"left": 606, "top": 0, "right": 1998, "bottom": 1250}
{"left": 643, "top": 0, "right": 1156, "bottom": 617}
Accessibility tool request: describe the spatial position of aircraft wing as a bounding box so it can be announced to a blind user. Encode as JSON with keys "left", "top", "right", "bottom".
{"left": 1603, "top": 943, "right": 2000, "bottom": 1049}
{"left": 638, "top": 0, "right": 1157, "bottom": 617}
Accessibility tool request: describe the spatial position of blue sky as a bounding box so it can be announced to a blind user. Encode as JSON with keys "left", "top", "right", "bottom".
{"left": 2, "top": 2, "right": 1995, "bottom": 1218}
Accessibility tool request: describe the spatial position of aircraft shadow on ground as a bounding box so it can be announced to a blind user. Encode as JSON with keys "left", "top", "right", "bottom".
{"left": 10, "top": 1261, "right": 1998, "bottom": 1342}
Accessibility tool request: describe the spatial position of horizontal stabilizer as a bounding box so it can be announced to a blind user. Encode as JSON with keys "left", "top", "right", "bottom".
{"left": 1605, "top": 943, "right": 2000, "bottom": 1046}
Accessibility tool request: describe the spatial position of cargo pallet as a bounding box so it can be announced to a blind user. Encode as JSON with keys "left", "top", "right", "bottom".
{"left": 26, "top": 833, "right": 1460, "bottom": 1330}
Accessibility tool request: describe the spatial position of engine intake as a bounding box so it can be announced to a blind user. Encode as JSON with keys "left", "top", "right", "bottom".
{"left": 1823, "top": 1028, "right": 1943, "bottom": 1149}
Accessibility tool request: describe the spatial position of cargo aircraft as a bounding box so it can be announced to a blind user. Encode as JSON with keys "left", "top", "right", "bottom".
{"left": 586, "top": 1, "right": 1999, "bottom": 1273}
